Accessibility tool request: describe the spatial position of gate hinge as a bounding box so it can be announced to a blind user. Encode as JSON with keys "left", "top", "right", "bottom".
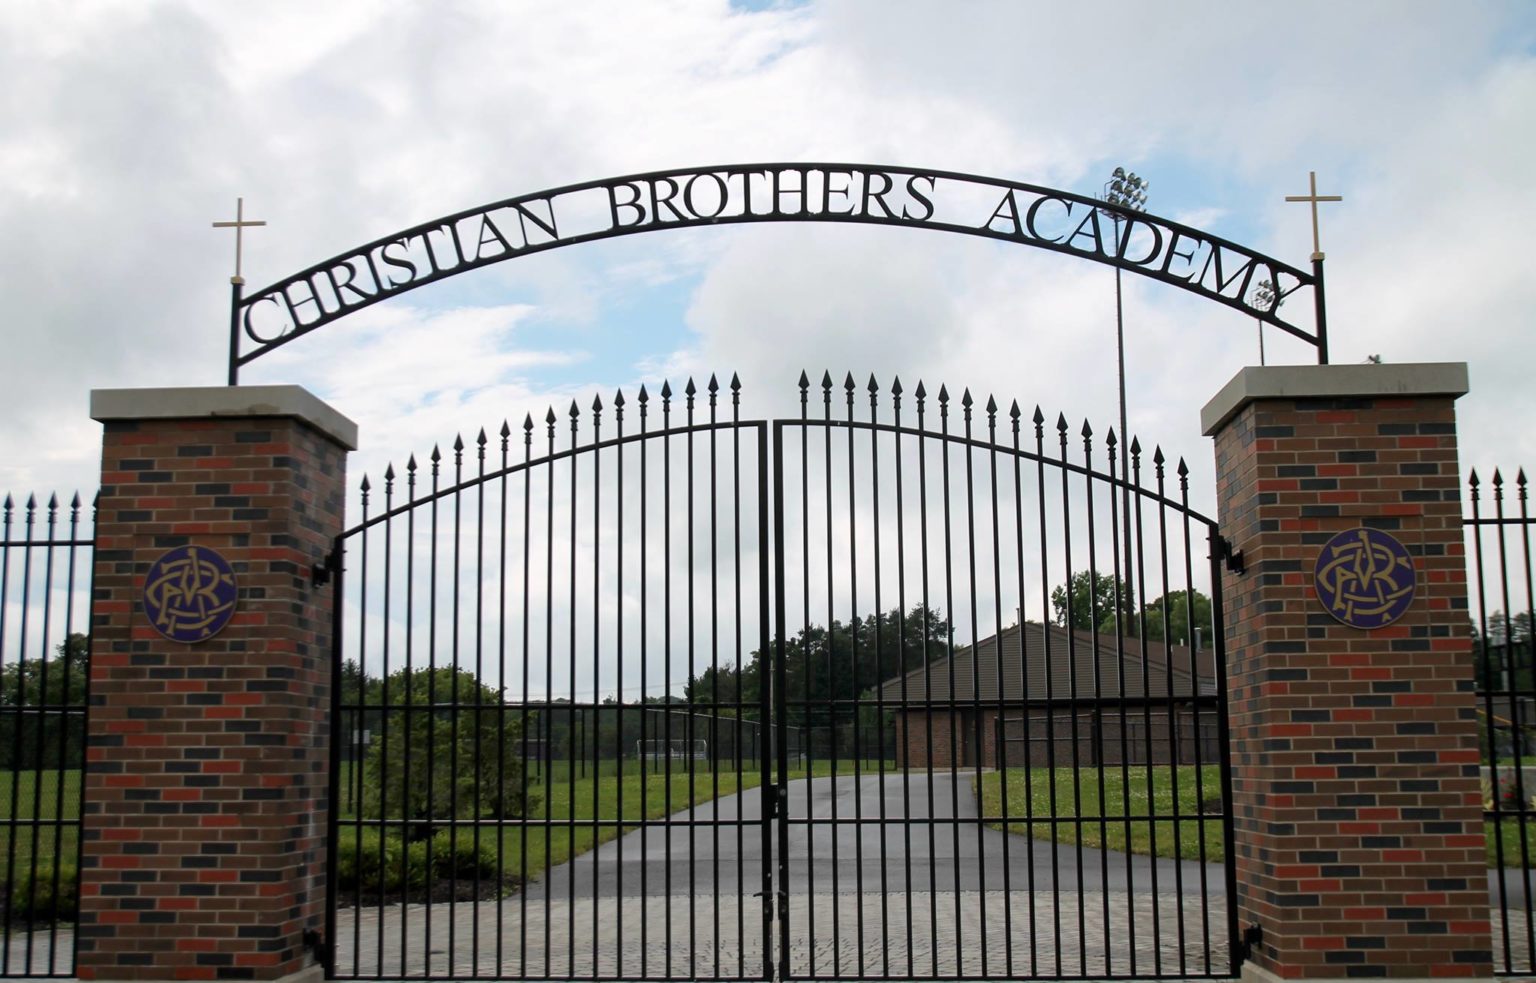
{"left": 312, "top": 551, "right": 339, "bottom": 588}
{"left": 1239, "top": 922, "right": 1263, "bottom": 962}
{"left": 1217, "top": 535, "right": 1246, "bottom": 576}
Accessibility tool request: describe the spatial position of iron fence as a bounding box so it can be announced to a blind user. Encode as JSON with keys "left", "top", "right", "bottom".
{"left": 1469, "top": 469, "right": 1536, "bottom": 976}
{"left": 0, "top": 492, "right": 93, "bottom": 979}
{"left": 325, "top": 372, "right": 1237, "bottom": 981}
{"left": 771, "top": 373, "right": 1237, "bottom": 980}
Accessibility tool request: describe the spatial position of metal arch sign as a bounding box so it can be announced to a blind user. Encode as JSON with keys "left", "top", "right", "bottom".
{"left": 227, "top": 162, "right": 1325, "bottom": 383}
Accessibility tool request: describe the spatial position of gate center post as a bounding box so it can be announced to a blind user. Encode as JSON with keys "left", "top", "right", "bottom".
{"left": 80, "top": 386, "right": 354, "bottom": 982}
{"left": 1203, "top": 363, "right": 1490, "bottom": 981}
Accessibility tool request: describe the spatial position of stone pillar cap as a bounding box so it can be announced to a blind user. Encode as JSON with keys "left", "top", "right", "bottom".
{"left": 90, "top": 385, "right": 358, "bottom": 450}
{"left": 1201, "top": 362, "right": 1468, "bottom": 436}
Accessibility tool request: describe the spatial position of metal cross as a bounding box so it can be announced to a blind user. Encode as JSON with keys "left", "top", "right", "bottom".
{"left": 211, "top": 197, "right": 266, "bottom": 285}
{"left": 1284, "top": 171, "right": 1342, "bottom": 261}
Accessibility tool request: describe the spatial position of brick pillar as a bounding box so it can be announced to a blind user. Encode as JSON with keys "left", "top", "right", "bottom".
{"left": 80, "top": 387, "right": 356, "bottom": 982}
{"left": 1203, "top": 364, "right": 1490, "bottom": 981}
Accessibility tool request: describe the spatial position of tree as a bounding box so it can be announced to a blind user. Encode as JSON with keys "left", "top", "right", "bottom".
{"left": 1140, "top": 589, "right": 1214, "bottom": 647}
{"left": 0, "top": 632, "right": 89, "bottom": 769}
{"left": 1051, "top": 571, "right": 1134, "bottom": 632}
{"left": 361, "top": 666, "right": 536, "bottom": 832}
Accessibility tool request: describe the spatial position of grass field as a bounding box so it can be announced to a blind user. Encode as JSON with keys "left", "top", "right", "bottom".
{"left": 975, "top": 766, "right": 1227, "bottom": 863}
{"left": 0, "top": 770, "right": 82, "bottom": 876}
{"left": 8, "top": 764, "right": 1531, "bottom": 880}
{"left": 336, "top": 757, "right": 890, "bottom": 884}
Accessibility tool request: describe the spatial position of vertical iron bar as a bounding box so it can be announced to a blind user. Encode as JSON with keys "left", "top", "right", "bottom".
{"left": 868, "top": 377, "right": 891, "bottom": 980}
{"left": 917, "top": 384, "right": 940, "bottom": 980}
{"left": 1034, "top": 411, "right": 1061, "bottom": 975}
{"left": 731, "top": 380, "right": 745, "bottom": 980}
{"left": 1180, "top": 466, "right": 1215, "bottom": 972}
{"left": 939, "top": 388, "right": 963, "bottom": 972}
{"left": 403, "top": 458, "right": 419, "bottom": 975}
{"left": 962, "top": 392, "right": 988, "bottom": 978}
{"left": 707, "top": 383, "right": 721, "bottom": 979}
{"left": 426, "top": 450, "right": 442, "bottom": 978}
{"left": 1154, "top": 455, "right": 1189, "bottom": 975}
{"left": 450, "top": 437, "right": 465, "bottom": 977}
{"left": 3, "top": 497, "right": 34, "bottom": 978}
{"left": 1013, "top": 407, "right": 1040, "bottom": 979}
{"left": 474, "top": 434, "right": 487, "bottom": 978}
{"left": 1312, "top": 257, "right": 1329, "bottom": 365}
{"left": 772, "top": 422, "right": 791, "bottom": 983}
{"left": 638, "top": 389, "right": 651, "bottom": 981}
{"left": 50, "top": 499, "right": 82, "bottom": 973}
{"left": 892, "top": 381, "right": 916, "bottom": 980}
{"left": 1518, "top": 472, "right": 1536, "bottom": 972}
{"left": 378, "top": 468, "right": 395, "bottom": 977}
{"left": 823, "top": 374, "right": 840, "bottom": 977}
{"left": 325, "top": 536, "right": 345, "bottom": 979}
{"left": 566, "top": 409, "right": 579, "bottom": 978}
{"left": 798, "top": 374, "right": 813, "bottom": 980}
{"left": 1081, "top": 424, "right": 1111, "bottom": 978}
{"left": 1207, "top": 524, "right": 1241, "bottom": 978}
{"left": 591, "top": 402, "right": 603, "bottom": 980}
{"left": 844, "top": 375, "right": 866, "bottom": 978}
{"left": 1056, "top": 417, "right": 1087, "bottom": 975}
{"left": 543, "top": 417, "right": 555, "bottom": 978}
{"left": 986, "top": 398, "right": 1014, "bottom": 980}
{"left": 355, "top": 480, "right": 371, "bottom": 977}
{"left": 685, "top": 383, "right": 697, "bottom": 981}
{"left": 662, "top": 383, "right": 674, "bottom": 978}
{"left": 1108, "top": 436, "right": 1137, "bottom": 976}
{"left": 1131, "top": 444, "right": 1162, "bottom": 974}
{"left": 227, "top": 280, "right": 243, "bottom": 385}
{"left": 497, "top": 424, "right": 511, "bottom": 979}
{"left": 23, "top": 498, "right": 57, "bottom": 975}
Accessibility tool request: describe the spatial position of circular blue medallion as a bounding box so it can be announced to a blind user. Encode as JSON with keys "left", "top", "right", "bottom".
{"left": 142, "top": 545, "right": 239, "bottom": 643}
{"left": 1313, "top": 527, "right": 1416, "bottom": 629}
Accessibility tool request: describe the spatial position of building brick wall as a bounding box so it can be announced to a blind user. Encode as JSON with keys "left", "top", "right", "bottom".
{"left": 79, "top": 412, "right": 347, "bottom": 981}
{"left": 1211, "top": 387, "right": 1490, "bottom": 979}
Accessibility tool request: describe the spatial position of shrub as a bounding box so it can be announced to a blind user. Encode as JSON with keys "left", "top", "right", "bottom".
{"left": 5, "top": 861, "right": 78, "bottom": 923}
{"left": 334, "top": 827, "right": 501, "bottom": 900}
{"left": 360, "top": 668, "right": 538, "bottom": 824}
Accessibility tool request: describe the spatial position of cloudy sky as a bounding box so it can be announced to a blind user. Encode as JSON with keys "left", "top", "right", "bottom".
{"left": 3, "top": 0, "right": 1534, "bottom": 511}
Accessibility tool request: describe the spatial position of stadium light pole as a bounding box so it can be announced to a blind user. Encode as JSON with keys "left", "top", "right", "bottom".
{"left": 1251, "top": 279, "right": 1280, "bottom": 366}
{"left": 1101, "top": 166, "right": 1149, "bottom": 625}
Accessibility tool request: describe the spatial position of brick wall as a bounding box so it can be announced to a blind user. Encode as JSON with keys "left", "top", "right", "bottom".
{"left": 79, "top": 410, "right": 347, "bottom": 981}
{"left": 1210, "top": 380, "right": 1489, "bottom": 979}
{"left": 895, "top": 710, "right": 961, "bottom": 768}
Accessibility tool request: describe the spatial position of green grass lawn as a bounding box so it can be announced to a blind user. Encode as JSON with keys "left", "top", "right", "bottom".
{"left": 334, "top": 757, "right": 892, "bottom": 887}
{"left": 975, "top": 765, "right": 1227, "bottom": 863}
{"left": 0, "top": 769, "right": 81, "bottom": 877}
{"left": 6, "top": 764, "right": 1534, "bottom": 879}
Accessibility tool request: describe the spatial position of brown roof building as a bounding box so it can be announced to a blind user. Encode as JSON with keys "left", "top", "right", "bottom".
{"left": 876, "top": 622, "right": 1219, "bottom": 769}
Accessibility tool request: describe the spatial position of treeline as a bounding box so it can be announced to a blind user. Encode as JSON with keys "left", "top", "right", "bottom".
{"left": 0, "top": 633, "right": 88, "bottom": 769}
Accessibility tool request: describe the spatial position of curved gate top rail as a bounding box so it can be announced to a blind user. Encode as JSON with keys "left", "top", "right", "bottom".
{"left": 227, "top": 162, "right": 1328, "bottom": 383}
{"left": 325, "top": 369, "right": 1238, "bottom": 981}
{"left": 334, "top": 370, "right": 1219, "bottom": 543}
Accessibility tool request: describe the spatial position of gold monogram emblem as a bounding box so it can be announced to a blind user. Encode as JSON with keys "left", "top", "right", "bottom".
{"left": 1313, "top": 528, "right": 1415, "bottom": 629}
{"left": 143, "top": 546, "right": 238, "bottom": 642}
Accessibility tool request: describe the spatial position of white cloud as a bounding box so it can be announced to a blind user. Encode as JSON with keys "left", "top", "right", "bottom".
{"left": 0, "top": 0, "right": 1531, "bottom": 652}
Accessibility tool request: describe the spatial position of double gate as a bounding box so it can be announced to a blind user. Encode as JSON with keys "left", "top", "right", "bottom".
{"left": 326, "top": 373, "right": 1236, "bottom": 981}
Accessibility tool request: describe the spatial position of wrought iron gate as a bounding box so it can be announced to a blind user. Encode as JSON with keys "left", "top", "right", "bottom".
{"left": 325, "top": 373, "right": 1236, "bottom": 981}
{"left": 1468, "top": 469, "right": 1536, "bottom": 977}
